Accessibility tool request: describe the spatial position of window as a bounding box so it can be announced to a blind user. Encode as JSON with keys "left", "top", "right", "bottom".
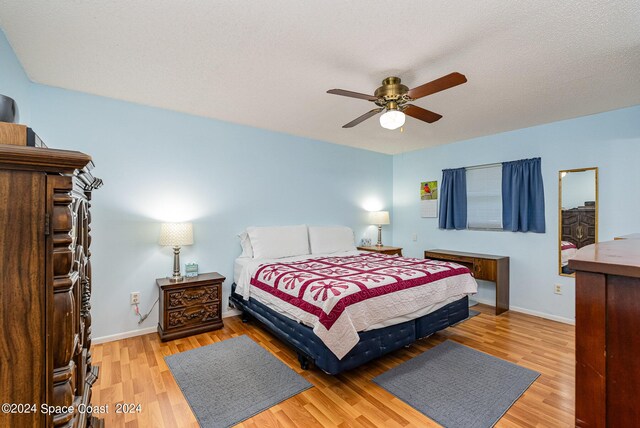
{"left": 466, "top": 164, "right": 503, "bottom": 230}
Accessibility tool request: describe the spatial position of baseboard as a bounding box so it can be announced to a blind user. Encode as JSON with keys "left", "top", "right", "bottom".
{"left": 224, "top": 308, "right": 242, "bottom": 317}
{"left": 473, "top": 297, "right": 575, "bottom": 325}
{"left": 93, "top": 326, "right": 157, "bottom": 344}
{"left": 93, "top": 309, "right": 244, "bottom": 344}
{"left": 509, "top": 305, "right": 575, "bottom": 325}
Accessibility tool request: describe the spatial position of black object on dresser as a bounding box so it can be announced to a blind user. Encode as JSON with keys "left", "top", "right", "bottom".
{"left": 0, "top": 94, "right": 17, "bottom": 123}
{"left": 0, "top": 140, "right": 103, "bottom": 427}
{"left": 157, "top": 272, "right": 225, "bottom": 341}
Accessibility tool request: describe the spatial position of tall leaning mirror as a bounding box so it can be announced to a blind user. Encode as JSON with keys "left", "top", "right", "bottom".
{"left": 558, "top": 167, "right": 598, "bottom": 276}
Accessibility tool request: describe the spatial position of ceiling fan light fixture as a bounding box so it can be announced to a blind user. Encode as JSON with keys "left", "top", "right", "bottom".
{"left": 379, "top": 109, "right": 405, "bottom": 130}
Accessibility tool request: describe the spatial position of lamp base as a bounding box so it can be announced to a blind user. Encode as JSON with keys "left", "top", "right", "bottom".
{"left": 170, "top": 246, "right": 183, "bottom": 282}
{"left": 376, "top": 225, "right": 384, "bottom": 247}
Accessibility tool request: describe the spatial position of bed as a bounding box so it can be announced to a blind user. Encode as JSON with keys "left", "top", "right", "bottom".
{"left": 231, "top": 227, "right": 478, "bottom": 374}
{"left": 561, "top": 241, "right": 578, "bottom": 274}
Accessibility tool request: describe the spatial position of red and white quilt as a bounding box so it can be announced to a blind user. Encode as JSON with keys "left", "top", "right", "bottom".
{"left": 248, "top": 252, "right": 477, "bottom": 358}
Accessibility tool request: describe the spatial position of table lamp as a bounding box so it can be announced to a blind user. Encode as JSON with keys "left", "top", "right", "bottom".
{"left": 369, "top": 211, "right": 390, "bottom": 247}
{"left": 159, "top": 222, "right": 194, "bottom": 282}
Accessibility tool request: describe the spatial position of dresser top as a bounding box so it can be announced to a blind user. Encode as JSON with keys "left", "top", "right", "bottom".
{"left": 357, "top": 245, "right": 402, "bottom": 251}
{"left": 569, "top": 239, "right": 640, "bottom": 278}
{"left": 425, "top": 249, "right": 508, "bottom": 260}
{"left": 0, "top": 144, "right": 92, "bottom": 173}
{"left": 156, "top": 272, "right": 225, "bottom": 288}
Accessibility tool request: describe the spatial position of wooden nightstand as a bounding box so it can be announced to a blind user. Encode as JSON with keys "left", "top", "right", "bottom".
{"left": 157, "top": 272, "right": 225, "bottom": 341}
{"left": 357, "top": 245, "right": 403, "bottom": 256}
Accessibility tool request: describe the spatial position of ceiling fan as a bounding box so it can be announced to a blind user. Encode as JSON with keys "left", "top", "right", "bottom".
{"left": 327, "top": 72, "right": 467, "bottom": 130}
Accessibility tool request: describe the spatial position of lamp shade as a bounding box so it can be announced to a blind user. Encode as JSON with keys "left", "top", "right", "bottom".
{"left": 369, "top": 211, "right": 390, "bottom": 225}
{"left": 159, "top": 222, "right": 194, "bottom": 246}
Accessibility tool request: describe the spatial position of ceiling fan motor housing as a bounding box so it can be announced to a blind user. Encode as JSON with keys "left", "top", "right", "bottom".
{"left": 374, "top": 77, "right": 411, "bottom": 109}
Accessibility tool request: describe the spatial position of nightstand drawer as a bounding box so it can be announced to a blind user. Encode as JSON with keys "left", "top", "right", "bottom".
{"left": 167, "top": 303, "right": 221, "bottom": 329}
{"left": 167, "top": 285, "right": 218, "bottom": 309}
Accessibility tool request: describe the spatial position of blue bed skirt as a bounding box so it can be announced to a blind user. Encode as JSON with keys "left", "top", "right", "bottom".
{"left": 230, "top": 284, "right": 469, "bottom": 374}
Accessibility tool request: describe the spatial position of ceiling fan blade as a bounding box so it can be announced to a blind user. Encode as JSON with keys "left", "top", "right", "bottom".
{"left": 408, "top": 72, "right": 467, "bottom": 100}
{"left": 342, "top": 108, "right": 384, "bottom": 128}
{"left": 327, "top": 89, "right": 379, "bottom": 101}
{"left": 404, "top": 104, "right": 443, "bottom": 123}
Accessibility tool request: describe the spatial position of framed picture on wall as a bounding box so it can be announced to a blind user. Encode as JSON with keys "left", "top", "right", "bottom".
{"left": 420, "top": 180, "right": 438, "bottom": 218}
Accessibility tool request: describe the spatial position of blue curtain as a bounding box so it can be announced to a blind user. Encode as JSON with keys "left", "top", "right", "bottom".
{"left": 439, "top": 167, "right": 467, "bottom": 229}
{"left": 502, "top": 157, "right": 545, "bottom": 233}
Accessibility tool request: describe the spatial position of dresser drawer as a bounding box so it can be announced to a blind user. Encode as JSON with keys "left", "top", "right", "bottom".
{"left": 167, "top": 285, "right": 219, "bottom": 309}
{"left": 167, "top": 303, "right": 221, "bottom": 330}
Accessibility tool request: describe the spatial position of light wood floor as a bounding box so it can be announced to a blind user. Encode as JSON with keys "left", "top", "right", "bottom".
{"left": 92, "top": 304, "right": 575, "bottom": 427}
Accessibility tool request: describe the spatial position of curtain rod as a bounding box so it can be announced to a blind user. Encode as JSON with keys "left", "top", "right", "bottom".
{"left": 465, "top": 162, "right": 502, "bottom": 171}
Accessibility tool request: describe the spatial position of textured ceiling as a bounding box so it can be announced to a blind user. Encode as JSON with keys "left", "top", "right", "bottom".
{"left": 1, "top": 1, "right": 639, "bottom": 154}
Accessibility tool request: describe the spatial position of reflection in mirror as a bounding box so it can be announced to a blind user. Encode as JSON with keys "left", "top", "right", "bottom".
{"left": 559, "top": 167, "right": 598, "bottom": 276}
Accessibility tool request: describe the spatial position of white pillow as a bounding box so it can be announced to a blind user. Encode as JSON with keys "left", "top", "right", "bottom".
{"left": 237, "top": 231, "right": 254, "bottom": 258}
{"left": 308, "top": 226, "right": 356, "bottom": 254}
{"left": 246, "top": 225, "right": 310, "bottom": 259}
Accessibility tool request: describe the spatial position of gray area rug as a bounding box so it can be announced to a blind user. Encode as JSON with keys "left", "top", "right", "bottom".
{"left": 373, "top": 340, "right": 539, "bottom": 428}
{"left": 165, "top": 335, "right": 312, "bottom": 428}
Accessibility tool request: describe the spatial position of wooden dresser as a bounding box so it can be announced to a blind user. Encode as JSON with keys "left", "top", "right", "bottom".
{"left": 569, "top": 239, "right": 640, "bottom": 427}
{"left": 0, "top": 143, "right": 102, "bottom": 427}
{"left": 157, "top": 272, "right": 225, "bottom": 341}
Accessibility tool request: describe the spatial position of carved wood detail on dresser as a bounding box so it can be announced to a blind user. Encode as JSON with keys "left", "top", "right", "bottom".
{"left": 0, "top": 142, "right": 103, "bottom": 427}
{"left": 157, "top": 272, "right": 225, "bottom": 341}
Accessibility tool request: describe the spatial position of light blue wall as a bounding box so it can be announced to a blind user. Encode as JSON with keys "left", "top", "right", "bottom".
{"left": 393, "top": 105, "right": 640, "bottom": 322}
{"left": 27, "top": 83, "right": 393, "bottom": 339}
{"left": 0, "top": 30, "right": 31, "bottom": 123}
{"left": 2, "top": 29, "right": 393, "bottom": 340}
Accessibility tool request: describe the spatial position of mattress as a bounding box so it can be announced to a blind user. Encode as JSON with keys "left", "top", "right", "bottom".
{"left": 230, "top": 287, "right": 469, "bottom": 374}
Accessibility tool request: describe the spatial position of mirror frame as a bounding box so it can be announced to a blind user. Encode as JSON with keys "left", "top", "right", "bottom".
{"left": 558, "top": 167, "right": 599, "bottom": 277}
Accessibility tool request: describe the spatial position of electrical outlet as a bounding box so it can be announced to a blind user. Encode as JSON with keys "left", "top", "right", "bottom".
{"left": 412, "top": 233, "right": 418, "bottom": 242}
{"left": 130, "top": 291, "right": 141, "bottom": 305}
{"left": 554, "top": 284, "right": 562, "bottom": 295}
